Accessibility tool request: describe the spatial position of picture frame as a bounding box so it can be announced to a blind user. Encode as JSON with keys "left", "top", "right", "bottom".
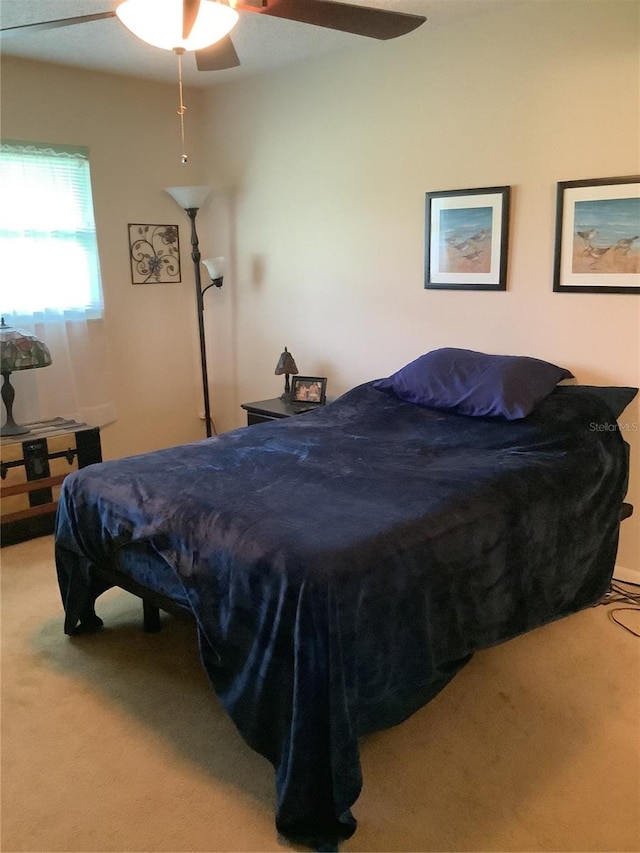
{"left": 425, "top": 185, "right": 510, "bottom": 291}
{"left": 128, "top": 223, "right": 181, "bottom": 284}
{"left": 553, "top": 176, "right": 640, "bottom": 294}
{"left": 290, "top": 376, "right": 327, "bottom": 405}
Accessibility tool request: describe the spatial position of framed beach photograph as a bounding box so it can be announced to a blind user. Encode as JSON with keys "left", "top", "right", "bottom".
{"left": 291, "top": 376, "right": 327, "bottom": 405}
{"left": 553, "top": 176, "right": 640, "bottom": 294}
{"left": 425, "top": 185, "right": 510, "bottom": 291}
{"left": 128, "top": 223, "right": 181, "bottom": 284}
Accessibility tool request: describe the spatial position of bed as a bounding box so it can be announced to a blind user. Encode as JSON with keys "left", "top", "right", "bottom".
{"left": 54, "top": 349, "right": 636, "bottom": 849}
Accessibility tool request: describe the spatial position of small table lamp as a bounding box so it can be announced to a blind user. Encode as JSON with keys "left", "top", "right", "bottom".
{"left": 0, "top": 317, "right": 52, "bottom": 436}
{"left": 274, "top": 347, "right": 299, "bottom": 400}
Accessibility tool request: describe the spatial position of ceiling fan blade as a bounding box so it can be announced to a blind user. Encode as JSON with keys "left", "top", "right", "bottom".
{"left": 0, "top": 12, "right": 116, "bottom": 37}
{"left": 234, "top": 0, "right": 425, "bottom": 40}
{"left": 196, "top": 34, "right": 241, "bottom": 70}
{"left": 183, "top": 0, "right": 201, "bottom": 40}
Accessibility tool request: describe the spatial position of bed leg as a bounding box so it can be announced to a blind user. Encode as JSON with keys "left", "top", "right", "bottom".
{"left": 67, "top": 601, "right": 104, "bottom": 635}
{"left": 143, "top": 599, "right": 162, "bottom": 632}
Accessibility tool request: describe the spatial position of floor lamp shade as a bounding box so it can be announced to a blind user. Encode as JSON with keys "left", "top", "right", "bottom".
{"left": 165, "top": 185, "right": 211, "bottom": 210}
{"left": 202, "top": 257, "right": 225, "bottom": 283}
{"left": 0, "top": 317, "right": 52, "bottom": 436}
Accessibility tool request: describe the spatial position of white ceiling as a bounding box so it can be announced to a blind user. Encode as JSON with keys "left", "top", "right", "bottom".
{"left": 0, "top": 0, "right": 521, "bottom": 87}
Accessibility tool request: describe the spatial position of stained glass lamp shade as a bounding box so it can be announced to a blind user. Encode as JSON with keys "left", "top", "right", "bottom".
{"left": 274, "top": 347, "right": 299, "bottom": 399}
{"left": 0, "top": 317, "right": 52, "bottom": 436}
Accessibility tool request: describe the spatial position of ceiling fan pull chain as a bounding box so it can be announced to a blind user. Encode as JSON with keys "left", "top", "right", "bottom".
{"left": 175, "top": 48, "right": 188, "bottom": 164}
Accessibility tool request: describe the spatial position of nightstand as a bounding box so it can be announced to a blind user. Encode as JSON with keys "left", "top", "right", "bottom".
{"left": 1, "top": 418, "right": 102, "bottom": 545}
{"left": 241, "top": 397, "right": 322, "bottom": 426}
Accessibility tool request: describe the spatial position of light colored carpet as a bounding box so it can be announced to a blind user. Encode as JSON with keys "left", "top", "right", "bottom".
{"left": 1, "top": 535, "right": 638, "bottom": 853}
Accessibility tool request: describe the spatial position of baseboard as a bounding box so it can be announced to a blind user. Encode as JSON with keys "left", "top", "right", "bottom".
{"left": 613, "top": 563, "right": 640, "bottom": 586}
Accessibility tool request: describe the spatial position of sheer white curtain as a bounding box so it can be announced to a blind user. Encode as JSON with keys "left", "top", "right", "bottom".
{"left": 0, "top": 141, "right": 116, "bottom": 427}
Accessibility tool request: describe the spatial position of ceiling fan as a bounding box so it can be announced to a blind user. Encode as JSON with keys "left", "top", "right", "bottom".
{"left": 1, "top": 0, "right": 427, "bottom": 72}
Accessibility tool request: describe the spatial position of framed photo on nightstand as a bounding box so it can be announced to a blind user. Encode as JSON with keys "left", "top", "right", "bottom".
{"left": 291, "top": 376, "right": 327, "bottom": 405}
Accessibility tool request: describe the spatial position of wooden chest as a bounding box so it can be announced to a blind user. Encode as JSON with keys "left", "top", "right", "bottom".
{"left": 1, "top": 419, "right": 102, "bottom": 546}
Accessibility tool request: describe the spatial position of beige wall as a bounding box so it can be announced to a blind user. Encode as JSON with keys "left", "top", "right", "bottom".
{"left": 200, "top": 0, "right": 639, "bottom": 573}
{"left": 0, "top": 58, "right": 209, "bottom": 458}
{"left": 1, "top": 0, "right": 638, "bottom": 572}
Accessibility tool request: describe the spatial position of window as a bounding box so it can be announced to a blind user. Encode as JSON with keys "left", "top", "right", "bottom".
{"left": 0, "top": 141, "right": 115, "bottom": 427}
{"left": 0, "top": 140, "right": 104, "bottom": 316}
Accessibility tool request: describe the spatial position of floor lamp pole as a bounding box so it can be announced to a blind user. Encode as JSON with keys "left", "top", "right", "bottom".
{"left": 186, "top": 207, "right": 213, "bottom": 438}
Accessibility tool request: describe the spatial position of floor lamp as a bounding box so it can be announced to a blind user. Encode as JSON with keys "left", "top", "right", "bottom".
{"left": 165, "top": 185, "right": 223, "bottom": 439}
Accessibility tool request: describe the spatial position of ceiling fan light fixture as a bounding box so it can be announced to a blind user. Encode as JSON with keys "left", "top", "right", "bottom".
{"left": 116, "top": 0, "right": 239, "bottom": 52}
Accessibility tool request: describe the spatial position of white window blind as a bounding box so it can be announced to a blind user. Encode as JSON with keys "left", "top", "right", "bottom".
{"left": 0, "top": 140, "right": 104, "bottom": 315}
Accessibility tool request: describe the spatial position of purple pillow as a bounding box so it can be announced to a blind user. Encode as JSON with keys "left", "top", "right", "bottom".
{"left": 374, "top": 348, "right": 574, "bottom": 420}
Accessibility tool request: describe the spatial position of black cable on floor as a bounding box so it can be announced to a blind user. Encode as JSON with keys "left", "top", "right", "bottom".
{"left": 597, "top": 580, "right": 640, "bottom": 638}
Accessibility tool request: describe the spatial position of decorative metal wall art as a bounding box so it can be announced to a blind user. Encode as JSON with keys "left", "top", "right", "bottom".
{"left": 128, "top": 223, "right": 181, "bottom": 284}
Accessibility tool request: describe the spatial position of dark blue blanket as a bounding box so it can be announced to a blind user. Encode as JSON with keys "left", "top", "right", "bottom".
{"left": 55, "top": 382, "right": 628, "bottom": 847}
